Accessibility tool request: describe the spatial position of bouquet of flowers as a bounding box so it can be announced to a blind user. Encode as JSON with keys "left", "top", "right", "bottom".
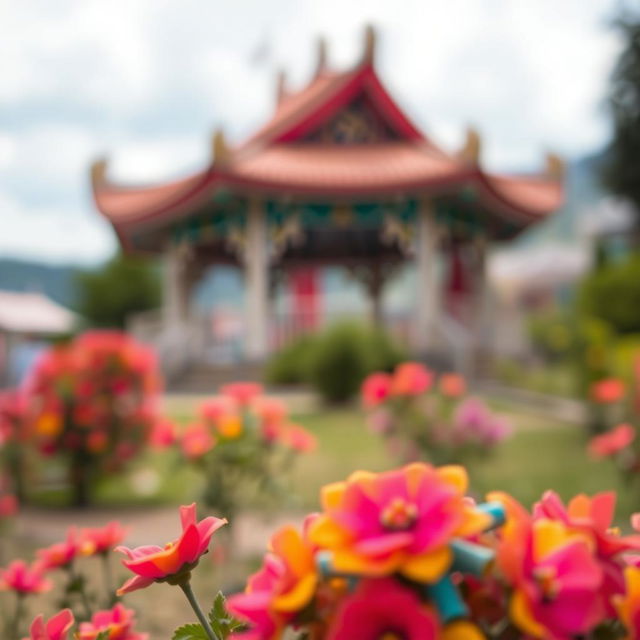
{"left": 12, "top": 462, "right": 640, "bottom": 640}
{"left": 362, "top": 362, "right": 511, "bottom": 464}
{"left": 23, "top": 331, "right": 164, "bottom": 506}
{"left": 176, "top": 382, "right": 316, "bottom": 523}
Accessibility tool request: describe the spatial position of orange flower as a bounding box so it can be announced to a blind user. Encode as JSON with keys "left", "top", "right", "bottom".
{"left": 588, "top": 424, "right": 635, "bottom": 458}
{"left": 391, "top": 363, "right": 433, "bottom": 397}
{"left": 591, "top": 378, "right": 626, "bottom": 404}
{"left": 439, "top": 373, "right": 466, "bottom": 398}
{"left": 181, "top": 423, "right": 216, "bottom": 459}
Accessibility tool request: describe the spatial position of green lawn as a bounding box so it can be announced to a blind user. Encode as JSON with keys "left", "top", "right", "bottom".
{"left": 28, "top": 402, "right": 640, "bottom": 526}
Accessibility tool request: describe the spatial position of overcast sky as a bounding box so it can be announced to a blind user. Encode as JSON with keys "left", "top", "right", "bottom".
{"left": 0, "top": 0, "right": 627, "bottom": 264}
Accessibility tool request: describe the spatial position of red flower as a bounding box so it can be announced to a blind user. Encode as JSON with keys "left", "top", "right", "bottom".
{"left": 24, "top": 609, "right": 74, "bottom": 640}
{"left": 327, "top": 578, "right": 439, "bottom": 640}
{"left": 76, "top": 603, "right": 147, "bottom": 640}
{"left": 0, "top": 560, "right": 51, "bottom": 594}
{"left": 281, "top": 424, "right": 317, "bottom": 452}
{"left": 361, "top": 373, "right": 392, "bottom": 408}
{"left": 588, "top": 424, "right": 635, "bottom": 458}
{"left": 591, "top": 378, "right": 625, "bottom": 404}
{"left": 116, "top": 503, "right": 227, "bottom": 594}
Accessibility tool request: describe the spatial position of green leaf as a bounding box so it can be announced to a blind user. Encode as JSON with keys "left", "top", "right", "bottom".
{"left": 208, "top": 592, "right": 247, "bottom": 639}
{"left": 95, "top": 632, "right": 111, "bottom": 640}
{"left": 172, "top": 623, "right": 209, "bottom": 640}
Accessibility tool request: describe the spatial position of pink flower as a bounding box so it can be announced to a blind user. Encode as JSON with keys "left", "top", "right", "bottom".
{"left": 24, "top": 609, "right": 74, "bottom": 640}
{"left": 200, "top": 396, "right": 237, "bottom": 423}
{"left": 149, "top": 419, "right": 178, "bottom": 448}
{"left": 361, "top": 373, "right": 392, "bottom": 408}
{"left": 588, "top": 424, "right": 635, "bottom": 458}
{"left": 281, "top": 424, "right": 317, "bottom": 452}
{"left": 0, "top": 560, "right": 52, "bottom": 594}
{"left": 533, "top": 491, "right": 640, "bottom": 616}
{"left": 220, "top": 382, "right": 263, "bottom": 406}
{"left": 309, "top": 463, "right": 490, "bottom": 582}
{"left": 181, "top": 423, "right": 216, "bottom": 459}
{"left": 391, "top": 363, "right": 433, "bottom": 397}
{"left": 492, "top": 493, "right": 604, "bottom": 639}
{"left": 116, "top": 503, "right": 227, "bottom": 594}
{"left": 35, "top": 528, "right": 88, "bottom": 571}
{"left": 81, "top": 522, "right": 128, "bottom": 555}
{"left": 327, "top": 578, "right": 439, "bottom": 640}
{"left": 591, "top": 378, "right": 626, "bottom": 404}
{"left": 76, "top": 603, "right": 147, "bottom": 640}
{"left": 0, "top": 493, "right": 18, "bottom": 518}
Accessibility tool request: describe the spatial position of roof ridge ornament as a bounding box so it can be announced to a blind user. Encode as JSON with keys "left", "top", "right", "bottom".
{"left": 276, "top": 69, "right": 288, "bottom": 104}
{"left": 458, "top": 127, "right": 482, "bottom": 165}
{"left": 315, "top": 36, "right": 328, "bottom": 77}
{"left": 212, "top": 129, "right": 231, "bottom": 167}
{"left": 545, "top": 152, "right": 565, "bottom": 181}
{"left": 362, "top": 24, "right": 377, "bottom": 66}
{"left": 90, "top": 157, "right": 109, "bottom": 187}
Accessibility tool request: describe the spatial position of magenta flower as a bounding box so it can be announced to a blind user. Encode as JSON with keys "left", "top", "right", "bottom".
{"left": 23, "top": 609, "right": 74, "bottom": 640}
{"left": 0, "top": 560, "right": 51, "bottom": 594}
{"left": 309, "top": 463, "right": 490, "bottom": 582}
{"left": 327, "top": 578, "right": 439, "bottom": 640}
{"left": 116, "top": 503, "right": 226, "bottom": 594}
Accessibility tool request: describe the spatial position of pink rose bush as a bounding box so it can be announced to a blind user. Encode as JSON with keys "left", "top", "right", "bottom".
{"left": 22, "top": 331, "right": 172, "bottom": 506}
{"left": 164, "top": 383, "right": 316, "bottom": 520}
{"left": 7, "top": 463, "right": 640, "bottom": 639}
{"left": 361, "top": 362, "right": 511, "bottom": 464}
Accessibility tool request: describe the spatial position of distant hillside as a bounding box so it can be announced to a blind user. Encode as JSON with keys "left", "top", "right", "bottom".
{"left": 520, "top": 150, "right": 606, "bottom": 245}
{"left": 0, "top": 258, "right": 79, "bottom": 308}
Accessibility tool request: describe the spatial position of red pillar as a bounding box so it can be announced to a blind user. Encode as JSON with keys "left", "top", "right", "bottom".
{"left": 289, "top": 268, "right": 321, "bottom": 333}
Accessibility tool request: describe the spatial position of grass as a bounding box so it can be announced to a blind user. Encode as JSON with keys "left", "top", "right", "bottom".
{"left": 26, "top": 400, "right": 640, "bottom": 526}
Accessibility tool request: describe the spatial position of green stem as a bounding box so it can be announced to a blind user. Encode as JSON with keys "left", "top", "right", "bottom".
{"left": 10, "top": 593, "right": 25, "bottom": 640}
{"left": 101, "top": 553, "right": 116, "bottom": 607}
{"left": 179, "top": 581, "right": 220, "bottom": 640}
{"left": 68, "top": 566, "right": 92, "bottom": 620}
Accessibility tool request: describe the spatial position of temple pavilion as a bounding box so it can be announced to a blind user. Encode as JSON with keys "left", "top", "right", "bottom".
{"left": 90, "top": 26, "right": 563, "bottom": 378}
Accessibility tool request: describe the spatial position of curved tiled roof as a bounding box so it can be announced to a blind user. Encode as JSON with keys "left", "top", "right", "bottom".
{"left": 92, "top": 39, "right": 564, "bottom": 247}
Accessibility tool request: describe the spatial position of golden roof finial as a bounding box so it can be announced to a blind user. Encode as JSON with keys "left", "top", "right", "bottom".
{"left": 315, "top": 36, "right": 328, "bottom": 76}
{"left": 458, "top": 127, "right": 482, "bottom": 165}
{"left": 212, "top": 128, "right": 230, "bottom": 167}
{"left": 545, "top": 152, "right": 565, "bottom": 181}
{"left": 362, "top": 24, "right": 377, "bottom": 66}
{"left": 90, "top": 156, "right": 109, "bottom": 188}
{"left": 276, "top": 69, "right": 288, "bottom": 104}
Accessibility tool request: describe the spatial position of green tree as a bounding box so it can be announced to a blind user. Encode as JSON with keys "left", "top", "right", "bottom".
{"left": 579, "top": 252, "right": 640, "bottom": 334}
{"left": 75, "top": 252, "right": 160, "bottom": 328}
{"left": 603, "top": 9, "right": 640, "bottom": 221}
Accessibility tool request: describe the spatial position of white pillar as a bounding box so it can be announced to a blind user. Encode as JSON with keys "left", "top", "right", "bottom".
{"left": 163, "top": 244, "right": 189, "bottom": 328}
{"left": 414, "top": 201, "right": 441, "bottom": 353}
{"left": 244, "top": 200, "right": 269, "bottom": 360}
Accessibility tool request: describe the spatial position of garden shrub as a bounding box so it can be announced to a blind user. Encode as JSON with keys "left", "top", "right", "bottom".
{"left": 579, "top": 253, "right": 640, "bottom": 334}
{"left": 307, "top": 322, "right": 407, "bottom": 404}
{"left": 264, "top": 333, "right": 318, "bottom": 385}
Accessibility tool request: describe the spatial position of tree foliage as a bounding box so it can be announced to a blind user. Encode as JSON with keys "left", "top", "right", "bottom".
{"left": 603, "top": 10, "right": 640, "bottom": 219}
{"left": 579, "top": 253, "right": 640, "bottom": 334}
{"left": 75, "top": 252, "right": 160, "bottom": 328}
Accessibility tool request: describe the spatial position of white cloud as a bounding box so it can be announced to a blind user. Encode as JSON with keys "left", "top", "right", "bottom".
{"left": 0, "top": 0, "right": 627, "bottom": 264}
{"left": 0, "top": 193, "right": 116, "bottom": 264}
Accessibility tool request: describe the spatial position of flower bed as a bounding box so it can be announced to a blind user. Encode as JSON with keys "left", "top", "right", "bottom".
{"left": 4, "top": 461, "right": 640, "bottom": 639}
